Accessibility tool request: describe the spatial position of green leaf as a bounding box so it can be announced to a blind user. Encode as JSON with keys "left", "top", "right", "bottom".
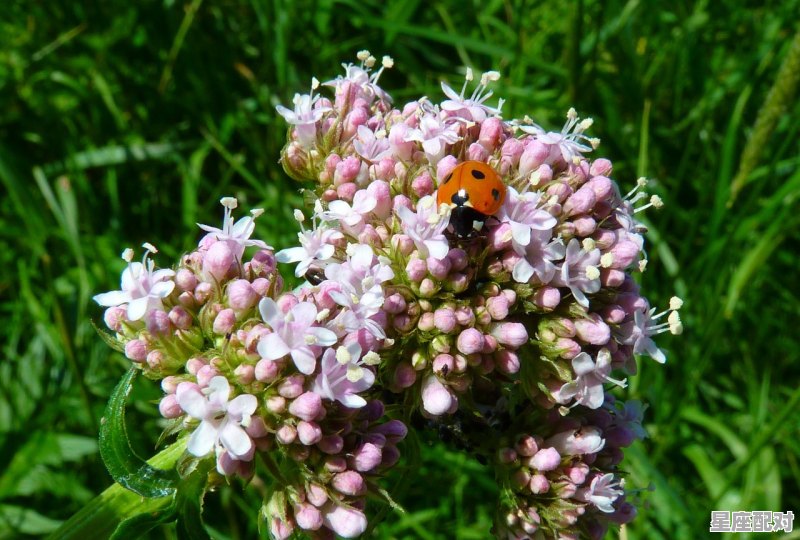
{"left": 175, "top": 460, "right": 213, "bottom": 540}
{"left": 99, "top": 367, "right": 178, "bottom": 498}
{"left": 0, "top": 505, "right": 62, "bottom": 536}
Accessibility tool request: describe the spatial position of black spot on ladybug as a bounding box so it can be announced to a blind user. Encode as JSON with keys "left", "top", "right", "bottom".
{"left": 443, "top": 172, "right": 453, "bottom": 184}
{"left": 470, "top": 169, "right": 486, "bottom": 180}
{"left": 492, "top": 188, "right": 500, "bottom": 201}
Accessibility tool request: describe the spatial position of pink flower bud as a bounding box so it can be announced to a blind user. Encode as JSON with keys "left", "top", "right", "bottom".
{"left": 297, "top": 421, "right": 323, "bottom": 445}
{"left": 419, "top": 278, "right": 437, "bottom": 297}
{"left": 393, "top": 362, "right": 416, "bottom": 388}
{"left": 175, "top": 268, "right": 197, "bottom": 292}
{"left": 432, "top": 353, "right": 455, "bottom": 375}
{"left": 411, "top": 171, "right": 434, "bottom": 198}
{"left": 159, "top": 394, "right": 182, "bottom": 418}
{"left": 166, "top": 306, "right": 190, "bottom": 330}
{"left": 467, "top": 142, "right": 489, "bottom": 162}
{"left": 332, "top": 471, "right": 365, "bottom": 496}
{"left": 417, "top": 312, "right": 434, "bottom": 332}
{"left": 146, "top": 350, "right": 164, "bottom": 370}
{"left": 587, "top": 175, "right": 614, "bottom": 200}
{"left": 255, "top": 358, "right": 280, "bottom": 382}
{"left": 336, "top": 181, "right": 357, "bottom": 201}
{"left": 203, "top": 241, "right": 234, "bottom": 281}
{"left": 383, "top": 293, "right": 407, "bottom": 314}
{"left": 334, "top": 156, "right": 361, "bottom": 186}
{"left": 446, "top": 272, "right": 469, "bottom": 293}
{"left": 388, "top": 124, "right": 415, "bottom": 161}
{"left": 454, "top": 306, "right": 475, "bottom": 326}
{"left": 185, "top": 357, "right": 206, "bottom": 375}
{"left": 103, "top": 306, "right": 126, "bottom": 332}
{"left": 249, "top": 278, "right": 270, "bottom": 297}
{"left": 519, "top": 140, "right": 550, "bottom": 177}
{"left": 318, "top": 434, "right": 344, "bottom": 455}
{"left": 478, "top": 117, "right": 503, "bottom": 151}
{"left": 498, "top": 447, "right": 517, "bottom": 464}
{"left": 278, "top": 375, "right": 304, "bottom": 399}
{"left": 601, "top": 268, "right": 626, "bottom": 287}
{"left": 515, "top": 435, "right": 539, "bottom": 457}
{"left": 266, "top": 395, "right": 286, "bottom": 414}
{"left": 306, "top": 483, "right": 328, "bottom": 507}
{"left": 146, "top": 310, "right": 171, "bottom": 336}
{"left": 245, "top": 416, "right": 268, "bottom": 439}
{"left": 276, "top": 294, "right": 298, "bottom": 315}
{"left": 574, "top": 314, "right": 611, "bottom": 345}
{"left": 421, "top": 375, "right": 454, "bottom": 416}
{"left": 381, "top": 444, "right": 401, "bottom": 467}
{"left": 433, "top": 308, "right": 457, "bottom": 333}
{"left": 566, "top": 463, "right": 590, "bottom": 484}
{"left": 436, "top": 155, "right": 458, "bottom": 184}
{"left": 366, "top": 180, "right": 392, "bottom": 219}
{"left": 447, "top": 248, "right": 468, "bottom": 271}
{"left": 323, "top": 505, "right": 368, "bottom": 539}
{"left": 589, "top": 159, "right": 613, "bottom": 177}
{"left": 532, "top": 287, "right": 560, "bottom": 311}
{"left": 573, "top": 215, "right": 597, "bottom": 236}
{"left": 610, "top": 238, "right": 641, "bottom": 269}
{"left": 232, "top": 363, "right": 254, "bottom": 384}
{"left": 531, "top": 447, "right": 561, "bottom": 471}
{"left": 501, "top": 138, "right": 524, "bottom": 165}
{"left": 213, "top": 309, "right": 236, "bottom": 334}
{"left": 294, "top": 502, "right": 323, "bottom": 531}
{"left": 196, "top": 365, "right": 219, "bottom": 386}
{"left": 289, "top": 392, "right": 323, "bottom": 421}
{"left": 512, "top": 469, "right": 531, "bottom": 489}
{"left": 269, "top": 517, "right": 294, "bottom": 540}
{"left": 495, "top": 350, "right": 520, "bottom": 374}
{"left": 276, "top": 425, "right": 297, "bottom": 445}
{"left": 124, "top": 339, "right": 147, "bottom": 362}
{"left": 486, "top": 295, "right": 509, "bottom": 320}
{"left": 491, "top": 323, "right": 528, "bottom": 348}
{"left": 530, "top": 474, "right": 550, "bottom": 494}
{"left": 563, "top": 185, "right": 597, "bottom": 217}
{"left": 351, "top": 442, "right": 382, "bottom": 472}
{"left": 456, "top": 328, "right": 484, "bottom": 355}
{"left": 405, "top": 258, "right": 427, "bottom": 282}
{"left": 227, "top": 279, "right": 257, "bottom": 311}
{"left": 426, "top": 256, "right": 451, "bottom": 280}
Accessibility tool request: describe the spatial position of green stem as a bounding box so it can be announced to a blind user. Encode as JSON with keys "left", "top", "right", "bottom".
{"left": 48, "top": 441, "right": 185, "bottom": 540}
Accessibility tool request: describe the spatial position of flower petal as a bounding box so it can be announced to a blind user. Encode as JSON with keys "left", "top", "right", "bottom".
{"left": 228, "top": 394, "right": 258, "bottom": 418}
{"left": 126, "top": 297, "right": 150, "bottom": 321}
{"left": 187, "top": 420, "right": 218, "bottom": 457}
{"left": 308, "top": 326, "right": 338, "bottom": 346}
{"left": 93, "top": 290, "right": 130, "bottom": 307}
{"left": 258, "top": 298, "right": 280, "bottom": 326}
{"left": 219, "top": 422, "right": 253, "bottom": 458}
{"left": 292, "top": 346, "right": 318, "bottom": 375}
{"left": 257, "top": 333, "right": 290, "bottom": 361}
{"left": 176, "top": 386, "right": 208, "bottom": 419}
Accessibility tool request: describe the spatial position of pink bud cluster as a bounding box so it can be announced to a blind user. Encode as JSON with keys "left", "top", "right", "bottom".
{"left": 494, "top": 398, "right": 645, "bottom": 539}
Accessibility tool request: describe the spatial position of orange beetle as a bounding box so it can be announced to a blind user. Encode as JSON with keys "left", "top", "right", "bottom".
{"left": 436, "top": 160, "right": 506, "bottom": 238}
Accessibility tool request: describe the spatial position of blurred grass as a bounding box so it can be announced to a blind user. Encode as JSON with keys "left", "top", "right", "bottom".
{"left": 1, "top": 0, "right": 799, "bottom": 538}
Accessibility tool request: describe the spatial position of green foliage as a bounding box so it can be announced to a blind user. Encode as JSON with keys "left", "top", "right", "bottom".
{"left": 1, "top": 0, "right": 799, "bottom": 538}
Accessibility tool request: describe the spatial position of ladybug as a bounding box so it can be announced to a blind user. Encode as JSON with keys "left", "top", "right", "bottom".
{"left": 436, "top": 160, "right": 506, "bottom": 239}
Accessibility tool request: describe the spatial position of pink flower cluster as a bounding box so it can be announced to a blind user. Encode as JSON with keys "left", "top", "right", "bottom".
{"left": 94, "top": 51, "right": 681, "bottom": 539}
{"left": 95, "top": 196, "right": 405, "bottom": 538}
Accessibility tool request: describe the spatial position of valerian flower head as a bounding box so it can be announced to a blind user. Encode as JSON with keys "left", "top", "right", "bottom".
{"left": 518, "top": 107, "right": 599, "bottom": 164}
{"left": 93, "top": 244, "right": 175, "bottom": 321}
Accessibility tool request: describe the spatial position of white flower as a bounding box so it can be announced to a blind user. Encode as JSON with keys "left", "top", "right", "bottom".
{"left": 176, "top": 377, "right": 258, "bottom": 460}
{"left": 324, "top": 53, "right": 393, "bottom": 105}
{"left": 257, "top": 298, "right": 337, "bottom": 375}
{"left": 552, "top": 238, "right": 601, "bottom": 307}
{"left": 498, "top": 186, "right": 557, "bottom": 250}
{"left": 396, "top": 195, "right": 450, "bottom": 260}
{"left": 512, "top": 230, "right": 565, "bottom": 284}
{"left": 545, "top": 426, "right": 606, "bottom": 456}
{"left": 404, "top": 111, "right": 461, "bottom": 164}
{"left": 324, "top": 245, "right": 393, "bottom": 339}
{"left": 440, "top": 69, "right": 504, "bottom": 122}
{"left": 312, "top": 344, "right": 376, "bottom": 408}
{"left": 276, "top": 78, "right": 331, "bottom": 148}
{"left": 577, "top": 473, "right": 624, "bottom": 513}
{"left": 277, "top": 203, "right": 344, "bottom": 278}
{"left": 353, "top": 125, "right": 393, "bottom": 163}
{"left": 321, "top": 189, "right": 377, "bottom": 234}
{"left": 518, "top": 108, "right": 599, "bottom": 163}
{"left": 93, "top": 245, "right": 175, "bottom": 321}
{"left": 198, "top": 197, "right": 271, "bottom": 262}
{"left": 552, "top": 349, "right": 627, "bottom": 409}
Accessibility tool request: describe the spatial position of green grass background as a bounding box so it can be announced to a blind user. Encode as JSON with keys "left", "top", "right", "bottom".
{"left": 1, "top": 0, "right": 799, "bottom": 538}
